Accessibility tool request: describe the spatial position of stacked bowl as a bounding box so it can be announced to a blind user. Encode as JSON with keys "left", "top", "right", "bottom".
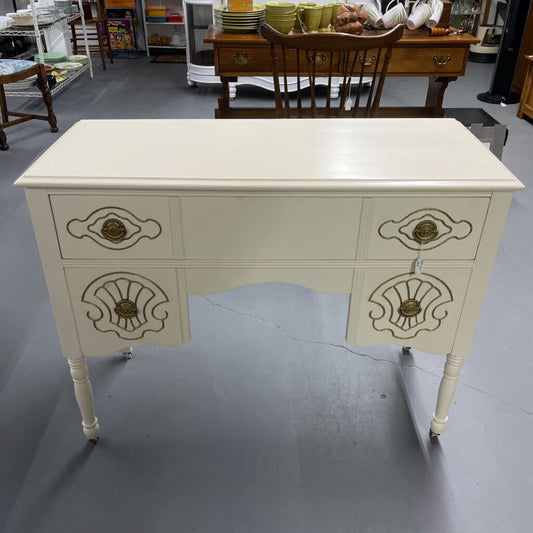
{"left": 265, "top": 2, "right": 296, "bottom": 33}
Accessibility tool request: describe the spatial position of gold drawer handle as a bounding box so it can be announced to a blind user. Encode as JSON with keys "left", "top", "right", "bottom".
{"left": 308, "top": 54, "right": 328, "bottom": 66}
{"left": 114, "top": 299, "right": 138, "bottom": 319}
{"left": 399, "top": 299, "right": 422, "bottom": 317}
{"left": 413, "top": 220, "right": 439, "bottom": 245}
{"left": 232, "top": 53, "right": 251, "bottom": 65}
{"left": 359, "top": 55, "right": 377, "bottom": 66}
{"left": 101, "top": 218, "right": 127, "bottom": 243}
{"left": 433, "top": 54, "right": 451, "bottom": 66}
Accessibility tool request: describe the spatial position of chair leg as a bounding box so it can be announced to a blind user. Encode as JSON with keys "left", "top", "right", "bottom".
{"left": 103, "top": 22, "right": 114, "bottom": 64}
{"left": 37, "top": 68, "right": 58, "bottom": 133}
{"left": 0, "top": 86, "right": 8, "bottom": 150}
{"left": 96, "top": 22, "right": 107, "bottom": 70}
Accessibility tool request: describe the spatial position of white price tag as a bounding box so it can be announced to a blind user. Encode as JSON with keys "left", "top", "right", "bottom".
{"left": 414, "top": 257, "right": 424, "bottom": 275}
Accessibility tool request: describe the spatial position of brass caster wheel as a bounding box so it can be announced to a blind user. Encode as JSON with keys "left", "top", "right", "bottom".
{"left": 50, "top": 127, "right": 58, "bottom": 133}
{"left": 89, "top": 437, "right": 99, "bottom": 444}
{"left": 402, "top": 346, "right": 412, "bottom": 356}
{"left": 122, "top": 351, "right": 132, "bottom": 360}
{"left": 0, "top": 144, "right": 8, "bottom": 151}
{"left": 429, "top": 429, "right": 440, "bottom": 443}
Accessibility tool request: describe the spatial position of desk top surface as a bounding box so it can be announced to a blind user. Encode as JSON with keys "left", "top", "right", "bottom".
{"left": 15, "top": 118, "right": 523, "bottom": 192}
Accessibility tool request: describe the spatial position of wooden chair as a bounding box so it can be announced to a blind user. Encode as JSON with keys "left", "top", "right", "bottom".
{"left": 0, "top": 63, "right": 58, "bottom": 151}
{"left": 69, "top": 0, "right": 113, "bottom": 71}
{"left": 259, "top": 23, "right": 404, "bottom": 118}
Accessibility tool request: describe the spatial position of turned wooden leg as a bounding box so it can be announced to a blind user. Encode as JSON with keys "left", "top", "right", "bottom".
{"left": 425, "top": 76, "right": 455, "bottom": 111}
{"left": 37, "top": 67, "right": 58, "bottom": 133}
{"left": 67, "top": 355, "right": 100, "bottom": 442}
{"left": 0, "top": 126, "right": 7, "bottom": 151}
{"left": 430, "top": 352, "right": 465, "bottom": 440}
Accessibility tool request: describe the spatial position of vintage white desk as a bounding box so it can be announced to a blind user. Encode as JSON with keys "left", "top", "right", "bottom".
{"left": 15, "top": 118, "right": 523, "bottom": 443}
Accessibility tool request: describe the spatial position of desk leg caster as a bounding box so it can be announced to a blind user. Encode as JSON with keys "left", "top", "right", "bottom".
{"left": 429, "top": 429, "right": 440, "bottom": 443}
{"left": 402, "top": 346, "right": 412, "bottom": 356}
{"left": 121, "top": 348, "right": 132, "bottom": 360}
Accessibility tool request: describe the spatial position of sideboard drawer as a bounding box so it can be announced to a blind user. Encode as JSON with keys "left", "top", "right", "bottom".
{"left": 364, "top": 197, "right": 490, "bottom": 260}
{"left": 390, "top": 47, "right": 466, "bottom": 75}
{"left": 180, "top": 197, "right": 362, "bottom": 260}
{"left": 350, "top": 266, "right": 472, "bottom": 354}
{"left": 65, "top": 267, "right": 184, "bottom": 356}
{"left": 217, "top": 46, "right": 272, "bottom": 75}
{"left": 51, "top": 195, "right": 174, "bottom": 259}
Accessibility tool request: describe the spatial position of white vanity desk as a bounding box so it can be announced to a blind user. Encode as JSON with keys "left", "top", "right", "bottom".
{"left": 15, "top": 118, "right": 523, "bottom": 443}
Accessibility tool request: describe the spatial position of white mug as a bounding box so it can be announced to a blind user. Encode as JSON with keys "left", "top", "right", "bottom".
{"left": 382, "top": 0, "right": 407, "bottom": 29}
{"left": 363, "top": 0, "right": 383, "bottom": 28}
{"left": 406, "top": 0, "right": 432, "bottom": 30}
{"left": 426, "top": 0, "right": 444, "bottom": 28}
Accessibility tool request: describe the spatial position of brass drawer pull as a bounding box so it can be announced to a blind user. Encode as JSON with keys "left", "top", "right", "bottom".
{"left": 433, "top": 54, "right": 451, "bottom": 66}
{"left": 232, "top": 53, "right": 251, "bottom": 65}
{"left": 413, "top": 220, "right": 439, "bottom": 245}
{"left": 359, "top": 55, "right": 377, "bottom": 66}
{"left": 114, "top": 299, "right": 138, "bottom": 318}
{"left": 399, "top": 299, "right": 422, "bottom": 317}
{"left": 308, "top": 54, "right": 328, "bottom": 66}
{"left": 101, "top": 218, "right": 127, "bottom": 243}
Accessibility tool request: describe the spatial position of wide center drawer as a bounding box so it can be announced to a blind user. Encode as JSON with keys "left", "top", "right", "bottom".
{"left": 180, "top": 197, "right": 362, "bottom": 260}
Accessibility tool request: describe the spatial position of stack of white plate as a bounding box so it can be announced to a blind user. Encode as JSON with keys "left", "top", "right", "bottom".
{"left": 214, "top": 4, "right": 266, "bottom": 33}
{"left": 5, "top": 74, "right": 37, "bottom": 91}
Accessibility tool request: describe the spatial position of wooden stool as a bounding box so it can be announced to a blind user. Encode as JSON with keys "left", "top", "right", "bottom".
{"left": 0, "top": 61, "right": 58, "bottom": 151}
{"left": 517, "top": 55, "right": 533, "bottom": 121}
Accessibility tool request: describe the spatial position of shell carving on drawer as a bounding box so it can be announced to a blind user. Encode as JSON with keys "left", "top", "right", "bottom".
{"left": 378, "top": 208, "right": 472, "bottom": 250}
{"left": 66, "top": 207, "right": 162, "bottom": 250}
{"left": 368, "top": 273, "right": 453, "bottom": 339}
{"left": 82, "top": 272, "right": 169, "bottom": 340}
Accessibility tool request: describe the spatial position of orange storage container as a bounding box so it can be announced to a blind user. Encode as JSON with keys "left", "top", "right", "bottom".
{"left": 146, "top": 6, "right": 168, "bottom": 16}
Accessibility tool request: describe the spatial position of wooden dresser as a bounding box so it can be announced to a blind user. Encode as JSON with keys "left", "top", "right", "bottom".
{"left": 15, "top": 118, "right": 523, "bottom": 443}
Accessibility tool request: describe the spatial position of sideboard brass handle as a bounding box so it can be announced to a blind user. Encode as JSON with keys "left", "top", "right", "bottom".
{"left": 399, "top": 299, "right": 422, "bottom": 317}
{"left": 433, "top": 54, "right": 451, "bottom": 66}
{"left": 413, "top": 220, "right": 439, "bottom": 245}
{"left": 232, "top": 53, "right": 251, "bottom": 65}
{"left": 101, "top": 218, "right": 127, "bottom": 243}
{"left": 308, "top": 54, "right": 328, "bottom": 66}
{"left": 114, "top": 299, "right": 138, "bottom": 319}
{"left": 359, "top": 55, "right": 377, "bottom": 66}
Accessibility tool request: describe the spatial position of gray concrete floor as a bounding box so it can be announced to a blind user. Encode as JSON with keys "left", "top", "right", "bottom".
{"left": 0, "top": 57, "right": 532, "bottom": 533}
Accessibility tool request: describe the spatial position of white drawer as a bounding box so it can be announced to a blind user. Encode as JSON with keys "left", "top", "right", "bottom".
{"left": 65, "top": 267, "right": 185, "bottom": 356}
{"left": 364, "top": 197, "right": 490, "bottom": 260}
{"left": 51, "top": 195, "right": 174, "bottom": 259}
{"left": 349, "top": 267, "right": 472, "bottom": 354}
{"left": 180, "top": 197, "right": 362, "bottom": 260}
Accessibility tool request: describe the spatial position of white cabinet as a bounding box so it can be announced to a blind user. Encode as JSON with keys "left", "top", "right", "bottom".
{"left": 15, "top": 118, "right": 524, "bottom": 443}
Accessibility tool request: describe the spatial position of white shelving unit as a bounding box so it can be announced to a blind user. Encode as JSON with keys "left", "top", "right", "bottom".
{"left": 140, "top": 0, "right": 186, "bottom": 55}
{"left": 0, "top": 0, "right": 93, "bottom": 97}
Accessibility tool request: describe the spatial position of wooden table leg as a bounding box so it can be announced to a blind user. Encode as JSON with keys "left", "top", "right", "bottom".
{"left": 37, "top": 66, "right": 58, "bottom": 133}
{"left": 67, "top": 355, "right": 100, "bottom": 442}
{"left": 430, "top": 351, "right": 466, "bottom": 440}
{"left": 425, "top": 76, "right": 457, "bottom": 109}
{"left": 216, "top": 76, "right": 238, "bottom": 119}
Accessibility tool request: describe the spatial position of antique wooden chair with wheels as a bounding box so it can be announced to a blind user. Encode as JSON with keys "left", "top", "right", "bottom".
{"left": 0, "top": 60, "right": 58, "bottom": 151}
{"left": 69, "top": 0, "right": 113, "bottom": 71}
{"left": 259, "top": 23, "right": 404, "bottom": 118}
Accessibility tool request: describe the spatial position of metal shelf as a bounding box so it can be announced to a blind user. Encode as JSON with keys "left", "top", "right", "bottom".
{"left": 146, "top": 21, "right": 185, "bottom": 25}
{"left": 4, "top": 64, "right": 90, "bottom": 97}
{"left": 0, "top": 13, "right": 81, "bottom": 37}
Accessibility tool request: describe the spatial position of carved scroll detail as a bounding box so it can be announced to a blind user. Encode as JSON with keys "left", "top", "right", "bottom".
{"left": 378, "top": 208, "right": 472, "bottom": 251}
{"left": 66, "top": 207, "right": 162, "bottom": 250}
{"left": 368, "top": 273, "right": 453, "bottom": 339}
{"left": 82, "top": 272, "right": 169, "bottom": 340}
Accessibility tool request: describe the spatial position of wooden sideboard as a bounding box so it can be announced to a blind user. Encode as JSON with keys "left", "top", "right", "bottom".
{"left": 204, "top": 25, "right": 479, "bottom": 118}
{"left": 15, "top": 118, "right": 523, "bottom": 443}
